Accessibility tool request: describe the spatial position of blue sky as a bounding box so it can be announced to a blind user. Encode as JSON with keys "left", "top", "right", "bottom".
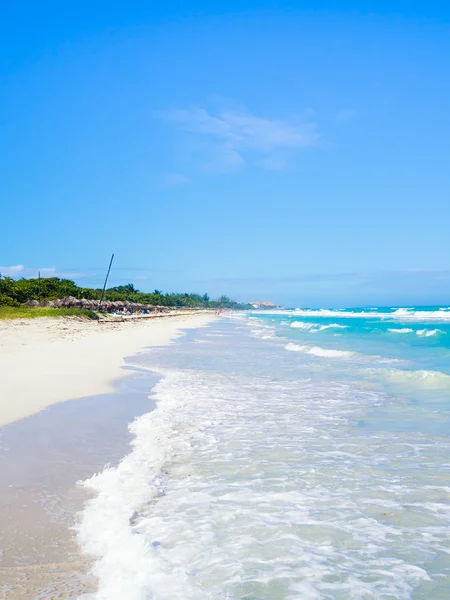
{"left": 1, "top": 1, "right": 450, "bottom": 306}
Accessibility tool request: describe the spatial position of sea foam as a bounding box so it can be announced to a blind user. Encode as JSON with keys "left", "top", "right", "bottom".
{"left": 257, "top": 308, "right": 450, "bottom": 322}
{"left": 367, "top": 367, "right": 450, "bottom": 389}
{"left": 285, "top": 343, "right": 355, "bottom": 358}
{"left": 76, "top": 364, "right": 442, "bottom": 600}
{"left": 416, "top": 328, "right": 442, "bottom": 337}
{"left": 76, "top": 319, "right": 450, "bottom": 599}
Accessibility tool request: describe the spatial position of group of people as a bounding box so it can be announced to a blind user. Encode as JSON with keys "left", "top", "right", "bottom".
{"left": 112, "top": 307, "right": 164, "bottom": 316}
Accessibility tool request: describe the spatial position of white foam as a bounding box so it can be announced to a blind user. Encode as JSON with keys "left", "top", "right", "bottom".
{"left": 388, "top": 328, "right": 414, "bottom": 333}
{"left": 76, "top": 362, "right": 448, "bottom": 599}
{"left": 368, "top": 367, "right": 450, "bottom": 389}
{"left": 317, "top": 323, "right": 348, "bottom": 331}
{"left": 290, "top": 321, "right": 316, "bottom": 330}
{"left": 290, "top": 322, "right": 348, "bottom": 332}
{"left": 285, "top": 343, "right": 309, "bottom": 352}
{"left": 285, "top": 343, "right": 355, "bottom": 358}
{"left": 256, "top": 308, "right": 450, "bottom": 322}
{"left": 250, "top": 326, "right": 276, "bottom": 339}
{"left": 416, "top": 328, "right": 441, "bottom": 337}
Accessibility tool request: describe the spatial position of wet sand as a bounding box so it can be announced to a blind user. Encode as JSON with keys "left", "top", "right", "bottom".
{"left": 0, "top": 370, "right": 159, "bottom": 599}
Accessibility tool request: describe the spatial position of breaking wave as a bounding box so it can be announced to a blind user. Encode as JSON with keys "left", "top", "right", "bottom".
{"left": 285, "top": 343, "right": 355, "bottom": 359}
{"left": 387, "top": 328, "right": 443, "bottom": 337}
{"left": 257, "top": 308, "right": 450, "bottom": 322}
{"left": 316, "top": 323, "right": 348, "bottom": 331}
{"left": 416, "top": 329, "right": 442, "bottom": 337}
{"left": 290, "top": 321, "right": 316, "bottom": 330}
{"left": 368, "top": 367, "right": 450, "bottom": 389}
{"left": 290, "top": 322, "right": 348, "bottom": 332}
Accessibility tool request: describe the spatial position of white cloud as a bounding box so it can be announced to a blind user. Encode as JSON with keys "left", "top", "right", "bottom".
{"left": 162, "top": 105, "right": 319, "bottom": 171}
{"left": 0, "top": 265, "right": 24, "bottom": 276}
{"left": 0, "top": 265, "right": 89, "bottom": 279}
{"left": 135, "top": 275, "right": 147, "bottom": 281}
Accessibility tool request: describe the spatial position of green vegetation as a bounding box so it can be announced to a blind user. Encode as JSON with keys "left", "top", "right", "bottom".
{"left": 0, "top": 306, "right": 99, "bottom": 320}
{"left": 0, "top": 275, "right": 251, "bottom": 310}
{"left": 0, "top": 293, "right": 20, "bottom": 307}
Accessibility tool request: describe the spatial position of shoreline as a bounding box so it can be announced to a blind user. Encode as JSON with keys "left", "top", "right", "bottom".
{"left": 0, "top": 370, "right": 162, "bottom": 599}
{"left": 0, "top": 311, "right": 216, "bottom": 428}
{"left": 0, "top": 312, "right": 216, "bottom": 599}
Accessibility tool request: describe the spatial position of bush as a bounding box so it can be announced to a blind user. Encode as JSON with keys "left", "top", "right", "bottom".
{"left": 0, "top": 293, "right": 20, "bottom": 307}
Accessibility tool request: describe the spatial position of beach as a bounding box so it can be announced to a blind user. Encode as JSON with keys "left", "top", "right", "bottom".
{"left": 1, "top": 308, "right": 450, "bottom": 599}
{"left": 0, "top": 312, "right": 214, "bottom": 427}
{"left": 0, "top": 312, "right": 215, "bottom": 599}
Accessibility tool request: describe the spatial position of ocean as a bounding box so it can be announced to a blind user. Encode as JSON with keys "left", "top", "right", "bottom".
{"left": 77, "top": 307, "right": 450, "bottom": 599}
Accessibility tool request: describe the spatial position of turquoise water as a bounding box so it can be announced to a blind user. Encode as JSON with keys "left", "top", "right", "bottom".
{"left": 251, "top": 306, "right": 450, "bottom": 435}
{"left": 77, "top": 307, "right": 450, "bottom": 600}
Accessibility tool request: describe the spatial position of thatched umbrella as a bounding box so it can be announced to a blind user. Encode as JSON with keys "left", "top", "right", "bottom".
{"left": 60, "top": 296, "right": 79, "bottom": 308}
{"left": 79, "top": 299, "right": 94, "bottom": 309}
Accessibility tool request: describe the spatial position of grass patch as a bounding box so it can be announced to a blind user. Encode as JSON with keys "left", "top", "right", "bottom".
{"left": 0, "top": 306, "right": 99, "bottom": 320}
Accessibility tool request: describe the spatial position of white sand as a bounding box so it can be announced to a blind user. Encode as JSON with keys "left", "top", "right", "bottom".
{"left": 0, "top": 312, "right": 215, "bottom": 428}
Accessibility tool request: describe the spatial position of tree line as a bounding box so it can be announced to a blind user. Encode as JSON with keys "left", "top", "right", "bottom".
{"left": 0, "top": 275, "right": 251, "bottom": 310}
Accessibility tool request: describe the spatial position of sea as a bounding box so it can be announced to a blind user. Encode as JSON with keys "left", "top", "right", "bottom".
{"left": 76, "top": 307, "right": 450, "bottom": 600}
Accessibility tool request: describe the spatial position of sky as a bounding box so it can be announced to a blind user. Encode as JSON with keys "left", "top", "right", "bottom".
{"left": 1, "top": 1, "right": 450, "bottom": 307}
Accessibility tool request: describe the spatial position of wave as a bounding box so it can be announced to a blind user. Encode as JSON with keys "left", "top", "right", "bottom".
{"left": 285, "top": 344, "right": 403, "bottom": 364}
{"left": 386, "top": 326, "right": 442, "bottom": 337}
{"left": 290, "top": 321, "right": 315, "bottom": 330}
{"left": 389, "top": 309, "right": 450, "bottom": 322}
{"left": 416, "top": 329, "right": 442, "bottom": 337}
{"left": 76, "top": 369, "right": 209, "bottom": 599}
{"left": 317, "top": 323, "right": 348, "bottom": 331}
{"left": 368, "top": 367, "right": 450, "bottom": 389}
{"left": 285, "top": 343, "right": 355, "bottom": 359}
{"left": 256, "top": 308, "right": 450, "bottom": 322}
{"left": 290, "top": 321, "right": 348, "bottom": 332}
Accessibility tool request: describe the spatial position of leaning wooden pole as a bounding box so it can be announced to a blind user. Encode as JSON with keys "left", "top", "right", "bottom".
{"left": 99, "top": 253, "right": 114, "bottom": 305}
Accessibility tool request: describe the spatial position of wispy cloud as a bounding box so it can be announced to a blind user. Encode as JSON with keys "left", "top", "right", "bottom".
{"left": 0, "top": 265, "right": 89, "bottom": 279}
{"left": 161, "top": 105, "right": 319, "bottom": 171}
{"left": 0, "top": 265, "right": 24, "bottom": 276}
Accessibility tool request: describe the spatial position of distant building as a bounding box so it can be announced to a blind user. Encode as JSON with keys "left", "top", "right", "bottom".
{"left": 251, "top": 301, "right": 278, "bottom": 309}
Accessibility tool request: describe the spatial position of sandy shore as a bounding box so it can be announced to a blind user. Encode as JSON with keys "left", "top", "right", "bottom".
{"left": 0, "top": 311, "right": 215, "bottom": 427}
{"left": 0, "top": 311, "right": 216, "bottom": 599}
